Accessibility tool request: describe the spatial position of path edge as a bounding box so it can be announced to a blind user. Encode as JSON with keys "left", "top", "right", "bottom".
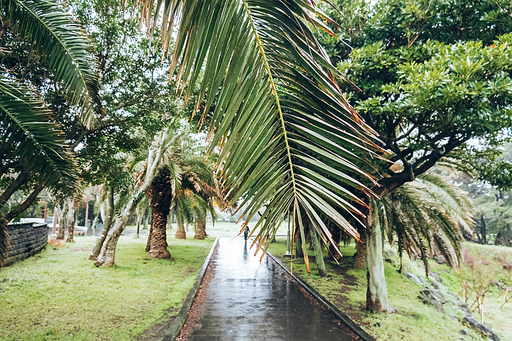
{"left": 162, "top": 236, "right": 219, "bottom": 341}
{"left": 266, "top": 250, "right": 376, "bottom": 341}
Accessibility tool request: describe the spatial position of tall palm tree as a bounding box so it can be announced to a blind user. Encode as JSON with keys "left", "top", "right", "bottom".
{"left": 146, "top": 158, "right": 222, "bottom": 257}
{"left": 135, "top": 0, "right": 382, "bottom": 273}
{"left": 0, "top": 0, "right": 101, "bottom": 263}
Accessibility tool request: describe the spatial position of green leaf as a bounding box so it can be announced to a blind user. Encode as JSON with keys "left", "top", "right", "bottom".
{"left": 0, "top": 76, "right": 80, "bottom": 194}
{"left": 2, "top": 0, "right": 102, "bottom": 127}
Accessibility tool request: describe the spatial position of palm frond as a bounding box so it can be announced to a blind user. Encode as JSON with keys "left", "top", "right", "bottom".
{"left": 416, "top": 173, "right": 475, "bottom": 234}
{"left": 2, "top": 0, "right": 102, "bottom": 127}
{"left": 383, "top": 172, "right": 471, "bottom": 269}
{"left": 136, "top": 0, "right": 382, "bottom": 267}
{"left": 0, "top": 76, "right": 80, "bottom": 194}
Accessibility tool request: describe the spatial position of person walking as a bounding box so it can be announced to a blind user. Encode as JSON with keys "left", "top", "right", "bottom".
{"left": 244, "top": 226, "right": 250, "bottom": 243}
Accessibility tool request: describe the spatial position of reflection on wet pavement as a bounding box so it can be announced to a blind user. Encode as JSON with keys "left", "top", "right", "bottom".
{"left": 187, "top": 237, "right": 358, "bottom": 340}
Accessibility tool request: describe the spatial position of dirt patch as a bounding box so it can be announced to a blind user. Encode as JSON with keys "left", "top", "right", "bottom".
{"left": 329, "top": 258, "right": 359, "bottom": 286}
{"left": 177, "top": 246, "right": 218, "bottom": 341}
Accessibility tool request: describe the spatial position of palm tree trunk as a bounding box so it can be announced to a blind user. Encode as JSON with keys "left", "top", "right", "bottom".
{"left": 354, "top": 234, "right": 367, "bottom": 270}
{"left": 145, "top": 225, "right": 153, "bottom": 252}
{"left": 90, "top": 187, "right": 114, "bottom": 259}
{"left": 310, "top": 227, "right": 326, "bottom": 277}
{"left": 194, "top": 217, "right": 206, "bottom": 239}
{"left": 135, "top": 208, "right": 142, "bottom": 238}
{"left": 166, "top": 212, "right": 173, "bottom": 229}
{"left": 366, "top": 200, "right": 389, "bottom": 312}
{"left": 175, "top": 223, "right": 186, "bottom": 239}
{"left": 148, "top": 207, "right": 170, "bottom": 258}
{"left": 147, "top": 166, "right": 173, "bottom": 258}
{"left": 51, "top": 206, "right": 59, "bottom": 237}
{"left": 295, "top": 233, "right": 304, "bottom": 258}
{"left": 327, "top": 221, "right": 342, "bottom": 261}
{"left": 143, "top": 208, "right": 149, "bottom": 230}
{"left": 148, "top": 198, "right": 170, "bottom": 259}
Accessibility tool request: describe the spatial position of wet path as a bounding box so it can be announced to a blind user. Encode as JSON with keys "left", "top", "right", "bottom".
{"left": 183, "top": 237, "right": 360, "bottom": 341}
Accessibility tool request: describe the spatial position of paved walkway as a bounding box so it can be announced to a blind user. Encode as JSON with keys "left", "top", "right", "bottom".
{"left": 184, "top": 237, "right": 359, "bottom": 340}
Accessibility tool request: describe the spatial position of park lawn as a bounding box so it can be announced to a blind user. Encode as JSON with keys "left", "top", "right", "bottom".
{"left": 0, "top": 233, "right": 214, "bottom": 341}
{"left": 266, "top": 239, "right": 489, "bottom": 341}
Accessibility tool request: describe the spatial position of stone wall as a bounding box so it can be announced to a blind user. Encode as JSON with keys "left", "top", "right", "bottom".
{"left": 2, "top": 222, "right": 48, "bottom": 267}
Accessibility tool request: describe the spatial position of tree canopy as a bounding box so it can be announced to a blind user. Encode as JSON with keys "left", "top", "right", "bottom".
{"left": 319, "top": 0, "right": 512, "bottom": 198}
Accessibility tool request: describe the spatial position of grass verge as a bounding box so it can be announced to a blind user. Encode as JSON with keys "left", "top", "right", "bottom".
{"left": 0, "top": 233, "right": 214, "bottom": 341}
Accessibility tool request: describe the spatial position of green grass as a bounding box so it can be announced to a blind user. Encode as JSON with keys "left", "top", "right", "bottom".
{"left": 0, "top": 233, "right": 214, "bottom": 341}
{"left": 267, "top": 239, "right": 488, "bottom": 341}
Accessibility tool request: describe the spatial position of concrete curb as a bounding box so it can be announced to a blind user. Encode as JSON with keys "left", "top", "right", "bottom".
{"left": 266, "top": 250, "right": 376, "bottom": 341}
{"left": 162, "top": 236, "right": 219, "bottom": 341}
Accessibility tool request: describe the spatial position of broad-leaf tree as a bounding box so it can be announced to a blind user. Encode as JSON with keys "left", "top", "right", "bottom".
{"left": 319, "top": 0, "right": 512, "bottom": 311}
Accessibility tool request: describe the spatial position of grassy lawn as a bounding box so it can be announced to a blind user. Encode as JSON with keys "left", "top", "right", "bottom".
{"left": 0, "top": 233, "right": 214, "bottom": 341}
{"left": 266, "top": 239, "right": 494, "bottom": 341}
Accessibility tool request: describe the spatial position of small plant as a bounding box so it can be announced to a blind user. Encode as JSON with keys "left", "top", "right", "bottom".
{"left": 458, "top": 250, "right": 500, "bottom": 323}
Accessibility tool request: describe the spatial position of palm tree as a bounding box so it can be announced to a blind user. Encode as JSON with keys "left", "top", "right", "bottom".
{"left": 192, "top": 195, "right": 216, "bottom": 240}
{"left": 174, "top": 161, "right": 222, "bottom": 240}
{"left": 0, "top": 0, "right": 101, "bottom": 263}
{"left": 147, "top": 165, "right": 175, "bottom": 258}
{"left": 146, "top": 158, "right": 222, "bottom": 257}
{"left": 380, "top": 172, "right": 474, "bottom": 274}
{"left": 134, "top": 0, "right": 381, "bottom": 274}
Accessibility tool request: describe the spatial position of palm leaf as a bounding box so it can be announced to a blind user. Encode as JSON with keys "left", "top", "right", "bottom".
{"left": 0, "top": 77, "right": 80, "bottom": 265}
{"left": 383, "top": 172, "right": 471, "bottom": 270}
{"left": 0, "top": 76, "right": 80, "bottom": 194}
{"left": 137, "top": 0, "right": 382, "bottom": 266}
{"left": 416, "top": 173, "right": 474, "bottom": 234}
{"left": 2, "top": 0, "right": 102, "bottom": 127}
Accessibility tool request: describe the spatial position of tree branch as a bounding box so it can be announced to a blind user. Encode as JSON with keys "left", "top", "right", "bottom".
{"left": 0, "top": 168, "right": 31, "bottom": 210}
{"left": 3, "top": 183, "right": 45, "bottom": 223}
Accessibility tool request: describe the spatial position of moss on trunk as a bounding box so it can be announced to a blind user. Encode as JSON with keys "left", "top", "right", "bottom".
{"left": 366, "top": 199, "right": 390, "bottom": 312}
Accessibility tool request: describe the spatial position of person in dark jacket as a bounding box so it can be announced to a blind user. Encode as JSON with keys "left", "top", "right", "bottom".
{"left": 244, "top": 226, "right": 250, "bottom": 243}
